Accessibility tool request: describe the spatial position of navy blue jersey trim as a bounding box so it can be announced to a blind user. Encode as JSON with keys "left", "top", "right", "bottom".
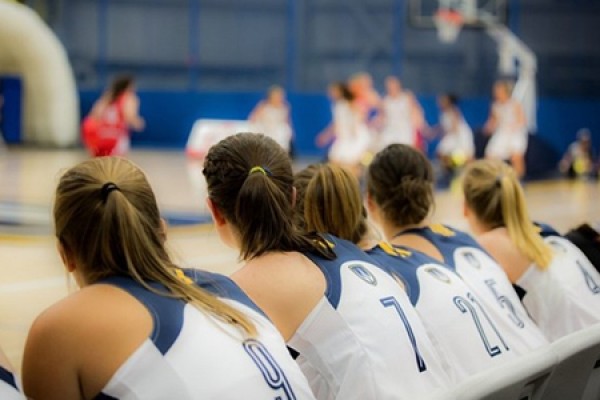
{"left": 397, "top": 225, "right": 491, "bottom": 271}
{"left": 302, "top": 233, "right": 391, "bottom": 309}
{"left": 97, "top": 276, "right": 184, "bottom": 355}
{"left": 301, "top": 234, "right": 343, "bottom": 308}
{"left": 367, "top": 246, "right": 422, "bottom": 306}
{"left": 534, "top": 222, "right": 561, "bottom": 238}
{"left": 98, "top": 269, "right": 269, "bottom": 355}
{"left": 183, "top": 269, "right": 267, "bottom": 319}
{"left": 0, "top": 365, "right": 17, "bottom": 390}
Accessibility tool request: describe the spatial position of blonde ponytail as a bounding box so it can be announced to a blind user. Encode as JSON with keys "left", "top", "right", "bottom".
{"left": 55, "top": 157, "right": 256, "bottom": 336}
{"left": 463, "top": 160, "right": 553, "bottom": 269}
{"left": 294, "top": 164, "right": 368, "bottom": 244}
{"left": 498, "top": 174, "right": 553, "bottom": 269}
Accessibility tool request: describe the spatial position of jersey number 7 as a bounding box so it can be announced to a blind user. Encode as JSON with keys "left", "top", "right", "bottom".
{"left": 380, "top": 296, "right": 428, "bottom": 372}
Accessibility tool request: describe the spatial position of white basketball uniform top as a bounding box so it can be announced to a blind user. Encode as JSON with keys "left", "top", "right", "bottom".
{"left": 94, "top": 270, "right": 316, "bottom": 400}
{"left": 368, "top": 243, "right": 518, "bottom": 381}
{"left": 485, "top": 100, "right": 528, "bottom": 159}
{"left": 494, "top": 101, "right": 524, "bottom": 134}
{"left": 290, "top": 234, "right": 450, "bottom": 400}
{"left": 329, "top": 102, "right": 371, "bottom": 165}
{"left": 255, "top": 103, "right": 292, "bottom": 151}
{"left": 397, "top": 225, "right": 549, "bottom": 355}
{"left": 438, "top": 110, "right": 474, "bottom": 158}
{"left": 0, "top": 366, "right": 24, "bottom": 400}
{"left": 380, "top": 94, "right": 414, "bottom": 148}
{"left": 333, "top": 101, "right": 355, "bottom": 140}
{"left": 517, "top": 224, "right": 600, "bottom": 341}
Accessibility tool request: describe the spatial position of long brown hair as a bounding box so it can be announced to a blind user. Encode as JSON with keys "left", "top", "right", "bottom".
{"left": 367, "top": 144, "right": 434, "bottom": 226}
{"left": 462, "top": 160, "right": 553, "bottom": 269}
{"left": 108, "top": 75, "right": 134, "bottom": 103}
{"left": 54, "top": 157, "right": 256, "bottom": 335}
{"left": 294, "top": 164, "right": 367, "bottom": 244}
{"left": 203, "top": 133, "right": 334, "bottom": 261}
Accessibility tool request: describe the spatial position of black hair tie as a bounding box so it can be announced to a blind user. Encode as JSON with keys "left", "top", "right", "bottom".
{"left": 495, "top": 175, "right": 504, "bottom": 188}
{"left": 101, "top": 182, "right": 120, "bottom": 203}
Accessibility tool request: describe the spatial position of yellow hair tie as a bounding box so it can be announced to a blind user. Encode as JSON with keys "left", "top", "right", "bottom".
{"left": 249, "top": 166, "right": 271, "bottom": 176}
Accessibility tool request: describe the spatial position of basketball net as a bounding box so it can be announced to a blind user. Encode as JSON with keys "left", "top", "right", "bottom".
{"left": 434, "top": 9, "right": 464, "bottom": 44}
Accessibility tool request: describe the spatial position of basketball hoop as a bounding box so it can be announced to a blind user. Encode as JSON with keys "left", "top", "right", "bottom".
{"left": 434, "top": 9, "right": 464, "bottom": 44}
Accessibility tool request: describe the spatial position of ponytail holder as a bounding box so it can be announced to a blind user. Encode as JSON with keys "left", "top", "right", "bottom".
{"left": 249, "top": 166, "right": 272, "bottom": 177}
{"left": 101, "top": 182, "right": 120, "bottom": 202}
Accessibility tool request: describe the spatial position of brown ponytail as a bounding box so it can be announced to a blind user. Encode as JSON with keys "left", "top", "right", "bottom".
{"left": 54, "top": 157, "right": 256, "bottom": 335}
{"left": 366, "top": 144, "right": 435, "bottom": 226}
{"left": 463, "top": 160, "right": 553, "bottom": 269}
{"left": 203, "top": 133, "right": 334, "bottom": 261}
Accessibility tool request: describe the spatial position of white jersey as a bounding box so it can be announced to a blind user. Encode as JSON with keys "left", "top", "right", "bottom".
{"left": 291, "top": 234, "right": 450, "bottom": 400}
{"left": 329, "top": 102, "right": 371, "bottom": 165}
{"left": 485, "top": 100, "right": 528, "bottom": 159}
{"left": 380, "top": 94, "right": 414, "bottom": 149}
{"left": 437, "top": 110, "right": 474, "bottom": 159}
{"left": 95, "top": 270, "right": 316, "bottom": 400}
{"left": 254, "top": 103, "right": 292, "bottom": 151}
{"left": 516, "top": 225, "right": 600, "bottom": 341}
{"left": 398, "top": 225, "right": 548, "bottom": 355}
{"left": 0, "top": 367, "right": 24, "bottom": 400}
{"left": 368, "top": 243, "right": 519, "bottom": 381}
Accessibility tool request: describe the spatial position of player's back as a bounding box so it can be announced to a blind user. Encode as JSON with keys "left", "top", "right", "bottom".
{"left": 383, "top": 94, "right": 411, "bottom": 123}
{"left": 0, "top": 366, "right": 25, "bottom": 400}
{"left": 260, "top": 103, "right": 288, "bottom": 125}
{"left": 398, "top": 224, "right": 548, "bottom": 353}
{"left": 518, "top": 224, "right": 600, "bottom": 340}
{"left": 95, "top": 270, "right": 316, "bottom": 400}
{"left": 293, "top": 234, "right": 450, "bottom": 400}
{"left": 98, "top": 95, "right": 127, "bottom": 133}
{"left": 333, "top": 101, "right": 355, "bottom": 139}
{"left": 493, "top": 99, "right": 523, "bottom": 134}
{"left": 368, "top": 242, "right": 518, "bottom": 381}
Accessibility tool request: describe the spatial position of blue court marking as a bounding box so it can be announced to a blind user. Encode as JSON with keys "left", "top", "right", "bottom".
{"left": 0, "top": 201, "right": 214, "bottom": 236}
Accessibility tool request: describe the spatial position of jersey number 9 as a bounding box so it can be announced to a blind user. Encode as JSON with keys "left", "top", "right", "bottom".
{"left": 244, "top": 339, "right": 297, "bottom": 400}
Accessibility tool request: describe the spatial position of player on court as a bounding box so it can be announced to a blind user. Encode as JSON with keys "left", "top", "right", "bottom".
{"left": 463, "top": 159, "right": 600, "bottom": 341}
{"left": 0, "top": 347, "right": 24, "bottom": 400}
{"left": 367, "top": 144, "right": 548, "bottom": 354}
{"left": 348, "top": 72, "right": 381, "bottom": 121}
{"left": 295, "top": 162, "right": 520, "bottom": 380}
{"left": 22, "top": 157, "right": 315, "bottom": 400}
{"left": 325, "top": 82, "right": 372, "bottom": 176}
{"left": 316, "top": 82, "right": 352, "bottom": 151}
{"left": 378, "top": 76, "right": 425, "bottom": 151}
{"left": 203, "top": 133, "right": 450, "bottom": 400}
{"left": 82, "top": 75, "right": 145, "bottom": 157}
{"left": 436, "top": 93, "right": 474, "bottom": 173}
{"left": 249, "top": 85, "right": 293, "bottom": 153}
{"left": 484, "top": 80, "right": 528, "bottom": 177}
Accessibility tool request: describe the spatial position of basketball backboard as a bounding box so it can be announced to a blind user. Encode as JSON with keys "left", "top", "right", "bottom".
{"left": 408, "top": 0, "right": 507, "bottom": 28}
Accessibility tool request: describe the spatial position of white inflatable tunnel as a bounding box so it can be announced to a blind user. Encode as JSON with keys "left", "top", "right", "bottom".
{"left": 0, "top": 0, "right": 78, "bottom": 146}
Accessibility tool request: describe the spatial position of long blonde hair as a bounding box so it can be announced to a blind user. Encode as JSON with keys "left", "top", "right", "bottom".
{"left": 54, "top": 157, "right": 256, "bottom": 335}
{"left": 463, "top": 160, "right": 553, "bottom": 269}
